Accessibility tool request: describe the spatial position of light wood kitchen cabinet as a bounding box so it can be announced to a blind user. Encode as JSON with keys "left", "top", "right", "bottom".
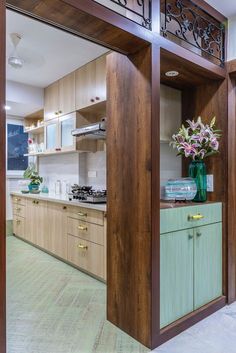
{"left": 44, "top": 81, "right": 59, "bottom": 121}
{"left": 47, "top": 203, "right": 68, "bottom": 259}
{"left": 75, "top": 55, "right": 106, "bottom": 110}
{"left": 11, "top": 194, "right": 107, "bottom": 281}
{"left": 45, "top": 112, "right": 97, "bottom": 154}
{"left": 44, "top": 72, "right": 75, "bottom": 121}
{"left": 59, "top": 72, "right": 75, "bottom": 116}
{"left": 25, "top": 199, "right": 47, "bottom": 248}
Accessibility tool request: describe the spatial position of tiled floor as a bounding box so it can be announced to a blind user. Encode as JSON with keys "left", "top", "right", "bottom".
{"left": 7, "top": 236, "right": 236, "bottom": 353}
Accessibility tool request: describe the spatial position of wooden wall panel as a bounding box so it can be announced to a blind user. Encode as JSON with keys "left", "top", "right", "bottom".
{"left": 0, "top": 1, "right": 6, "bottom": 352}
{"left": 106, "top": 48, "right": 153, "bottom": 347}
{"left": 182, "top": 80, "right": 228, "bottom": 297}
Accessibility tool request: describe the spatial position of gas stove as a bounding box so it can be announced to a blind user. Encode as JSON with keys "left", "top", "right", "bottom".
{"left": 68, "top": 185, "right": 107, "bottom": 204}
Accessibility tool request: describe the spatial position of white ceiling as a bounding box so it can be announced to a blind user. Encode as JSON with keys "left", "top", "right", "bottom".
{"left": 205, "top": 0, "right": 236, "bottom": 17}
{"left": 6, "top": 10, "right": 108, "bottom": 88}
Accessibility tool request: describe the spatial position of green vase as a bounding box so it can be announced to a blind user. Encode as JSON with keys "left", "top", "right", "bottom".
{"left": 188, "top": 160, "right": 207, "bottom": 202}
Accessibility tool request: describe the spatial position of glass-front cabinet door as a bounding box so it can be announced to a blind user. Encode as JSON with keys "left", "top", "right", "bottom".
{"left": 59, "top": 113, "right": 76, "bottom": 152}
{"left": 45, "top": 118, "right": 59, "bottom": 153}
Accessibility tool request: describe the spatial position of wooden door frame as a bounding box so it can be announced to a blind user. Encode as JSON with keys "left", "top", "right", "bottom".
{"left": 1, "top": 0, "right": 229, "bottom": 351}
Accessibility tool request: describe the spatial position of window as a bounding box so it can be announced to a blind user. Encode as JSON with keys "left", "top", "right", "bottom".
{"left": 7, "top": 123, "right": 28, "bottom": 174}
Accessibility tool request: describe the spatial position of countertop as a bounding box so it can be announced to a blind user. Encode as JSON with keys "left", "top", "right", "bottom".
{"left": 11, "top": 191, "right": 107, "bottom": 212}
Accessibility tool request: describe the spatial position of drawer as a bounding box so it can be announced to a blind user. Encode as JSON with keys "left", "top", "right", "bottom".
{"left": 13, "top": 204, "right": 25, "bottom": 218}
{"left": 160, "top": 203, "right": 222, "bottom": 234}
{"left": 67, "top": 206, "right": 104, "bottom": 225}
{"left": 67, "top": 234, "right": 104, "bottom": 279}
{"left": 12, "top": 195, "right": 26, "bottom": 206}
{"left": 67, "top": 217, "right": 104, "bottom": 245}
{"left": 13, "top": 216, "right": 25, "bottom": 238}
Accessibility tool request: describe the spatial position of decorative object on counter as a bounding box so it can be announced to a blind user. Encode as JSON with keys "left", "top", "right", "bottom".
{"left": 69, "top": 184, "right": 107, "bottom": 204}
{"left": 18, "top": 179, "right": 30, "bottom": 194}
{"left": 23, "top": 163, "right": 43, "bottom": 193}
{"left": 55, "top": 180, "right": 61, "bottom": 195}
{"left": 165, "top": 178, "right": 197, "bottom": 201}
{"left": 41, "top": 176, "right": 49, "bottom": 194}
{"left": 171, "top": 117, "right": 221, "bottom": 202}
{"left": 27, "top": 137, "right": 44, "bottom": 154}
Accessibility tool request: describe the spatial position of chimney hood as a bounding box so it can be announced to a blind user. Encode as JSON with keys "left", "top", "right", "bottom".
{"left": 72, "top": 119, "right": 106, "bottom": 139}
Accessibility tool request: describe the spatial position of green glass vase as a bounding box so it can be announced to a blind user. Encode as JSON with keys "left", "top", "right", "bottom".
{"left": 188, "top": 160, "right": 207, "bottom": 202}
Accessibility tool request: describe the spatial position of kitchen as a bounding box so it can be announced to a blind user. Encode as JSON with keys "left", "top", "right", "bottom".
{"left": 5, "top": 1, "right": 229, "bottom": 352}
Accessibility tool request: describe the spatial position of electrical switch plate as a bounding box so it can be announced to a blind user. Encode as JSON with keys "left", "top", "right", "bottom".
{"left": 207, "top": 174, "right": 214, "bottom": 192}
{"left": 88, "top": 170, "right": 97, "bottom": 178}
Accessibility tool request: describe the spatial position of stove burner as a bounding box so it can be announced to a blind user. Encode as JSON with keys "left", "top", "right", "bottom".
{"left": 69, "top": 185, "right": 107, "bottom": 203}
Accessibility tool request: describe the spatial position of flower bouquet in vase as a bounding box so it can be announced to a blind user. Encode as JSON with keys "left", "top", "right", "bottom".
{"left": 170, "top": 117, "right": 221, "bottom": 202}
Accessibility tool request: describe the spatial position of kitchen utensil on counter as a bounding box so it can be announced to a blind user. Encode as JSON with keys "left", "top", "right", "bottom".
{"left": 164, "top": 178, "right": 197, "bottom": 201}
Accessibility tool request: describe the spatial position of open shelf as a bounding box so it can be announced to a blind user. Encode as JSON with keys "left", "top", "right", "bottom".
{"left": 24, "top": 125, "right": 44, "bottom": 134}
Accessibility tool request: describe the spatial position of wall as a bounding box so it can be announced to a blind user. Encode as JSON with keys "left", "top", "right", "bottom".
{"left": 228, "top": 16, "right": 236, "bottom": 61}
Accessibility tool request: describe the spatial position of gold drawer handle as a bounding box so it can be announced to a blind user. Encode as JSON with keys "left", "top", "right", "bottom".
{"left": 15, "top": 208, "right": 21, "bottom": 211}
{"left": 16, "top": 219, "right": 21, "bottom": 224}
{"left": 15, "top": 198, "right": 21, "bottom": 202}
{"left": 77, "top": 244, "right": 88, "bottom": 250}
{"left": 78, "top": 212, "right": 87, "bottom": 217}
{"left": 188, "top": 214, "right": 204, "bottom": 221}
{"left": 78, "top": 225, "right": 88, "bottom": 231}
{"left": 33, "top": 200, "right": 39, "bottom": 204}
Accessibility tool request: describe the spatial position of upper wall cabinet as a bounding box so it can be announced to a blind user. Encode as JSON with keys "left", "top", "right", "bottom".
{"left": 75, "top": 55, "right": 106, "bottom": 110}
{"left": 44, "top": 72, "right": 75, "bottom": 121}
{"left": 160, "top": 85, "right": 181, "bottom": 143}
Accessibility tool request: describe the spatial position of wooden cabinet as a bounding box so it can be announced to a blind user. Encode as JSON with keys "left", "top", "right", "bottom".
{"left": 44, "top": 72, "right": 75, "bottom": 121}
{"left": 45, "top": 112, "right": 97, "bottom": 154}
{"left": 194, "top": 223, "right": 222, "bottom": 309}
{"left": 160, "top": 229, "right": 194, "bottom": 328}
{"left": 44, "top": 81, "right": 59, "bottom": 121}
{"left": 11, "top": 195, "right": 106, "bottom": 281}
{"left": 47, "top": 203, "right": 68, "bottom": 259}
{"left": 25, "top": 199, "right": 47, "bottom": 247}
{"left": 75, "top": 55, "right": 106, "bottom": 110}
{"left": 160, "top": 203, "right": 222, "bottom": 328}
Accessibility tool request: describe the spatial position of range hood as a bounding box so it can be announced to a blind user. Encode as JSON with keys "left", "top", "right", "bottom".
{"left": 72, "top": 119, "right": 106, "bottom": 139}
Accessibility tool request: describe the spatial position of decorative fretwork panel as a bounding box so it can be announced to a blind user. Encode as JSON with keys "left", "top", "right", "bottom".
{"left": 93, "top": 0, "right": 152, "bottom": 29}
{"left": 160, "top": 0, "right": 225, "bottom": 66}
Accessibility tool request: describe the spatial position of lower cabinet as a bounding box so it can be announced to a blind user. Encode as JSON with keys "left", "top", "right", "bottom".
{"left": 160, "top": 203, "right": 222, "bottom": 329}
{"left": 11, "top": 195, "right": 106, "bottom": 280}
{"left": 160, "top": 229, "right": 194, "bottom": 328}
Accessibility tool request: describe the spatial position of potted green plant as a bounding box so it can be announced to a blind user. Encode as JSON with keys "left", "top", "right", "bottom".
{"left": 23, "top": 163, "right": 43, "bottom": 193}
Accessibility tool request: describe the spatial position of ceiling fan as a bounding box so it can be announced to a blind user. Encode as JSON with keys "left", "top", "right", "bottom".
{"left": 8, "top": 33, "right": 24, "bottom": 69}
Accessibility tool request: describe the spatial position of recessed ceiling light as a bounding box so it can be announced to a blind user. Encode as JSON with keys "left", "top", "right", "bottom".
{"left": 165, "top": 70, "right": 179, "bottom": 77}
{"left": 5, "top": 105, "right": 11, "bottom": 111}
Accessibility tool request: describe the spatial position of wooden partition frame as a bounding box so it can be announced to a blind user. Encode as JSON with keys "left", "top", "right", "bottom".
{"left": 1, "top": 0, "right": 230, "bottom": 351}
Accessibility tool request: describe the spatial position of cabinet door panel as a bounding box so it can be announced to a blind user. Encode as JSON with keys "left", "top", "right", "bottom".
{"left": 44, "top": 81, "right": 59, "bottom": 121}
{"left": 59, "top": 72, "right": 75, "bottom": 116}
{"left": 59, "top": 113, "right": 76, "bottom": 151}
{"left": 47, "top": 203, "right": 67, "bottom": 259}
{"left": 160, "top": 229, "right": 194, "bottom": 328}
{"left": 194, "top": 223, "right": 222, "bottom": 309}
{"left": 45, "top": 119, "right": 59, "bottom": 153}
{"left": 26, "top": 199, "right": 47, "bottom": 247}
{"left": 75, "top": 61, "right": 96, "bottom": 110}
{"left": 95, "top": 55, "right": 106, "bottom": 104}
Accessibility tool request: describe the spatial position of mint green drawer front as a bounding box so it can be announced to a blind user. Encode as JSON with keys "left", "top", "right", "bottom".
{"left": 160, "top": 203, "right": 222, "bottom": 234}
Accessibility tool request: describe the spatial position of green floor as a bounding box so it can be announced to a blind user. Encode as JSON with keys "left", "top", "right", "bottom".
{"left": 7, "top": 236, "right": 148, "bottom": 353}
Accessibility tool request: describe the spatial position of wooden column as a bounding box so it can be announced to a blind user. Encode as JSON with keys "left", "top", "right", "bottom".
{"left": 106, "top": 45, "right": 160, "bottom": 348}
{"left": 0, "top": 1, "right": 6, "bottom": 352}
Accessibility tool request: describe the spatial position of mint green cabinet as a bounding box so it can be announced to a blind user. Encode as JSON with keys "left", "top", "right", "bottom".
{"left": 194, "top": 223, "right": 222, "bottom": 309}
{"left": 160, "top": 229, "right": 194, "bottom": 328}
{"left": 160, "top": 203, "right": 222, "bottom": 329}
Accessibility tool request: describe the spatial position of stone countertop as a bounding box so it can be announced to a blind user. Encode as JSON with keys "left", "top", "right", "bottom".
{"left": 11, "top": 191, "right": 107, "bottom": 212}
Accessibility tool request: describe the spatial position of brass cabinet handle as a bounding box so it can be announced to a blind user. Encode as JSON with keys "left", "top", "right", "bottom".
{"left": 77, "top": 244, "right": 88, "bottom": 250}
{"left": 78, "top": 212, "right": 87, "bottom": 217}
{"left": 197, "top": 232, "right": 202, "bottom": 237}
{"left": 55, "top": 112, "right": 59, "bottom": 115}
{"left": 63, "top": 206, "right": 67, "bottom": 210}
{"left": 33, "top": 200, "right": 39, "bottom": 204}
{"left": 15, "top": 207, "right": 21, "bottom": 211}
{"left": 16, "top": 219, "right": 21, "bottom": 224}
{"left": 188, "top": 234, "right": 194, "bottom": 239}
{"left": 188, "top": 214, "right": 204, "bottom": 221}
{"left": 58, "top": 110, "right": 62, "bottom": 114}
{"left": 78, "top": 225, "right": 87, "bottom": 231}
{"left": 15, "top": 198, "right": 21, "bottom": 202}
